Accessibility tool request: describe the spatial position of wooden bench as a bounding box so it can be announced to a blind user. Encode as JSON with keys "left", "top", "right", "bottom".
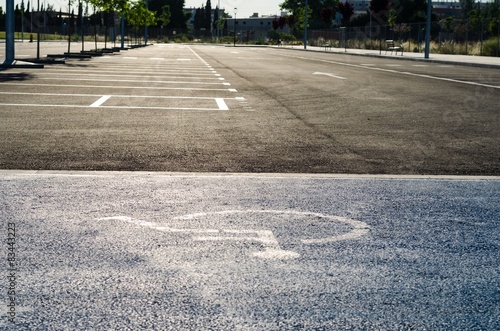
{"left": 385, "top": 40, "right": 403, "bottom": 55}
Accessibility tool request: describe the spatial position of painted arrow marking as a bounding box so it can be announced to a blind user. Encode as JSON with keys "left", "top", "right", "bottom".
{"left": 313, "top": 72, "right": 347, "bottom": 80}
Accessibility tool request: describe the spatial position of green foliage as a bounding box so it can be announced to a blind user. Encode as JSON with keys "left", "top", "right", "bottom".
{"left": 159, "top": 5, "right": 171, "bottom": 27}
{"left": 482, "top": 37, "right": 500, "bottom": 56}
{"left": 126, "top": 0, "right": 156, "bottom": 29}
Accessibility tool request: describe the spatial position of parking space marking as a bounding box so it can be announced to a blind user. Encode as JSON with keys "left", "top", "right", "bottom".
{"left": 90, "top": 95, "right": 111, "bottom": 107}
{"left": 0, "top": 92, "right": 242, "bottom": 111}
{"left": 0, "top": 82, "right": 235, "bottom": 92}
{"left": 39, "top": 77, "right": 229, "bottom": 86}
{"left": 215, "top": 98, "right": 229, "bottom": 110}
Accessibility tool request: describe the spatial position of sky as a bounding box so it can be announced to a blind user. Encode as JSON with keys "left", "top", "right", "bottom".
{"left": 1, "top": 0, "right": 285, "bottom": 18}
{"left": 184, "top": 0, "right": 285, "bottom": 18}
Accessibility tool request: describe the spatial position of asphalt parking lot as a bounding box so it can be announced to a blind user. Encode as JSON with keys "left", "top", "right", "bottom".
{"left": 1, "top": 42, "right": 499, "bottom": 174}
{"left": 1, "top": 42, "right": 499, "bottom": 330}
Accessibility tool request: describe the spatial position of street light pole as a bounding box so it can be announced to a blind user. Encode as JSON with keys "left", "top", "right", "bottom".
{"left": 234, "top": 8, "right": 237, "bottom": 47}
{"left": 303, "top": 0, "right": 308, "bottom": 49}
{"left": 217, "top": 0, "right": 220, "bottom": 42}
{"left": 424, "top": 0, "right": 432, "bottom": 59}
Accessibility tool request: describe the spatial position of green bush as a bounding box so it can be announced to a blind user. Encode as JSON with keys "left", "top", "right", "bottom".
{"left": 482, "top": 37, "right": 500, "bottom": 57}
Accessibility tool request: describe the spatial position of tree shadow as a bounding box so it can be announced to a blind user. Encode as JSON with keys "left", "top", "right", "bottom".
{"left": 0, "top": 72, "right": 35, "bottom": 82}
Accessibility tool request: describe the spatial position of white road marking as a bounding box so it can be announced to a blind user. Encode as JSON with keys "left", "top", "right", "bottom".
{"left": 176, "top": 210, "right": 370, "bottom": 246}
{"left": 39, "top": 77, "right": 229, "bottom": 85}
{"left": 412, "top": 64, "right": 429, "bottom": 67}
{"left": 41, "top": 72, "right": 221, "bottom": 79}
{"left": 90, "top": 95, "right": 111, "bottom": 107}
{"left": 150, "top": 57, "right": 165, "bottom": 60}
{"left": 361, "top": 64, "right": 376, "bottom": 66}
{"left": 215, "top": 98, "right": 229, "bottom": 110}
{"left": 0, "top": 91, "right": 243, "bottom": 101}
{"left": 0, "top": 82, "right": 235, "bottom": 92}
{"left": 281, "top": 53, "right": 500, "bottom": 89}
{"left": 0, "top": 103, "right": 228, "bottom": 111}
{"left": 386, "top": 64, "right": 402, "bottom": 67}
{"left": 176, "top": 58, "right": 192, "bottom": 61}
{"left": 97, "top": 215, "right": 299, "bottom": 259}
{"left": 123, "top": 57, "right": 138, "bottom": 60}
{"left": 313, "top": 72, "right": 347, "bottom": 80}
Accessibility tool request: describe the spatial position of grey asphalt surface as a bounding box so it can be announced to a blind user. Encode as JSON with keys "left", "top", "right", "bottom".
{"left": 1, "top": 171, "right": 499, "bottom": 330}
{"left": 1, "top": 42, "right": 499, "bottom": 330}
{"left": 0, "top": 42, "right": 499, "bottom": 174}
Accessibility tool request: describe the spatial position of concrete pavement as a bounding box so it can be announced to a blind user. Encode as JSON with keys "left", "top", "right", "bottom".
{"left": 275, "top": 44, "right": 500, "bottom": 68}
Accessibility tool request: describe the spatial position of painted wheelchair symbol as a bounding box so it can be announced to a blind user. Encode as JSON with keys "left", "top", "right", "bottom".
{"left": 99, "top": 210, "right": 370, "bottom": 260}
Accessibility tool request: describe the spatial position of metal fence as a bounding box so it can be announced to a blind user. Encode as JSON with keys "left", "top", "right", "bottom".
{"left": 311, "top": 18, "right": 500, "bottom": 57}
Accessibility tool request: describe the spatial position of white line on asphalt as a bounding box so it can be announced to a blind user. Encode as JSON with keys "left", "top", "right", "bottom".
{"left": 0, "top": 82, "right": 236, "bottom": 92}
{"left": 90, "top": 95, "right": 111, "bottom": 107}
{"left": 123, "top": 57, "right": 138, "bottom": 60}
{"left": 39, "top": 77, "right": 229, "bottom": 85}
{"left": 0, "top": 91, "right": 243, "bottom": 101}
{"left": 313, "top": 72, "right": 347, "bottom": 80}
{"left": 97, "top": 215, "right": 300, "bottom": 260}
{"left": 215, "top": 98, "right": 229, "bottom": 110}
{"left": 40, "top": 72, "right": 222, "bottom": 80}
{"left": 150, "top": 57, "right": 165, "bottom": 60}
{"left": 281, "top": 53, "right": 500, "bottom": 89}
{"left": 0, "top": 103, "right": 227, "bottom": 111}
{"left": 3, "top": 170, "right": 499, "bottom": 180}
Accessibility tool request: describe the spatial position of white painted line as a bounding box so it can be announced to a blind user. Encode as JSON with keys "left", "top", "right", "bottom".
{"left": 1, "top": 82, "right": 237, "bottom": 92}
{"left": 361, "top": 64, "right": 376, "bottom": 66}
{"left": 214, "top": 74, "right": 221, "bottom": 76}
{"left": 0, "top": 91, "right": 245, "bottom": 101}
{"left": 177, "top": 58, "right": 192, "bottom": 61}
{"left": 223, "top": 82, "right": 231, "bottom": 86}
{"left": 412, "top": 64, "right": 429, "bottom": 67}
{"left": 90, "top": 95, "right": 111, "bottom": 107}
{"left": 294, "top": 55, "right": 500, "bottom": 89}
{"left": 176, "top": 210, "right": 370, "bottom": 246}
{"left": 123, "top": 57, "right": 138, "bottom": 60}
{"left": 218, "top": 77, "right": 225, "bottom": 80}
{"left": 98, "top": 215, "right": 300, "bottom": 260}
{"left": 386, "top": 64, "right": 402, "bottom": 67}
{"left": 0, "top": 103, "right": 226, "bottom": 111}
{"left": 39, "top": 77, "right": 229, "bottom": 85}
{"left": 150, "top": 57, "right": 165, "bottom": 60}
{"left": 313, "top": 72, "right": 347, "bottom": 80}
{"left": 215, "top": 98, "right": 229, "bottom": 110}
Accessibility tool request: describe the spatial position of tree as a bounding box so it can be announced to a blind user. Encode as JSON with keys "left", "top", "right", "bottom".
{"left": 320, "top": 7, "right": 334, "bottom": 28}
{"left": 337, "top": 1, "right": 354, "bottom": 26}
{"left": 280, "top": 0, "right": 339, "bottom": 30}
{"left": 159, "top": 5, "right": 171, "bottom": 27}
{"left": 370, "top": 0, "right": 391, "bottom": 15}
{"left": 126, "top": 0, "right": 156, "bottom": 43}
{"left": 149, "top": 0, "right": 190, "bottom": 29}
{"left": 205, "top": 0, "right": 212, "bottom": 34}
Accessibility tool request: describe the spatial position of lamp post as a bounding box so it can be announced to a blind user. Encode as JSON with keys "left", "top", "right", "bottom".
{"left": 303, "top": 0, "right": 308, "bottom": 49}
{"left": 233, "top": 8, "right": 237, "bottom": 46}
{"left": 217, "top": 0, "right": 220, "bottom": 42}
{"left": 424, "top": 0, "right": 431, "bottom": 59}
